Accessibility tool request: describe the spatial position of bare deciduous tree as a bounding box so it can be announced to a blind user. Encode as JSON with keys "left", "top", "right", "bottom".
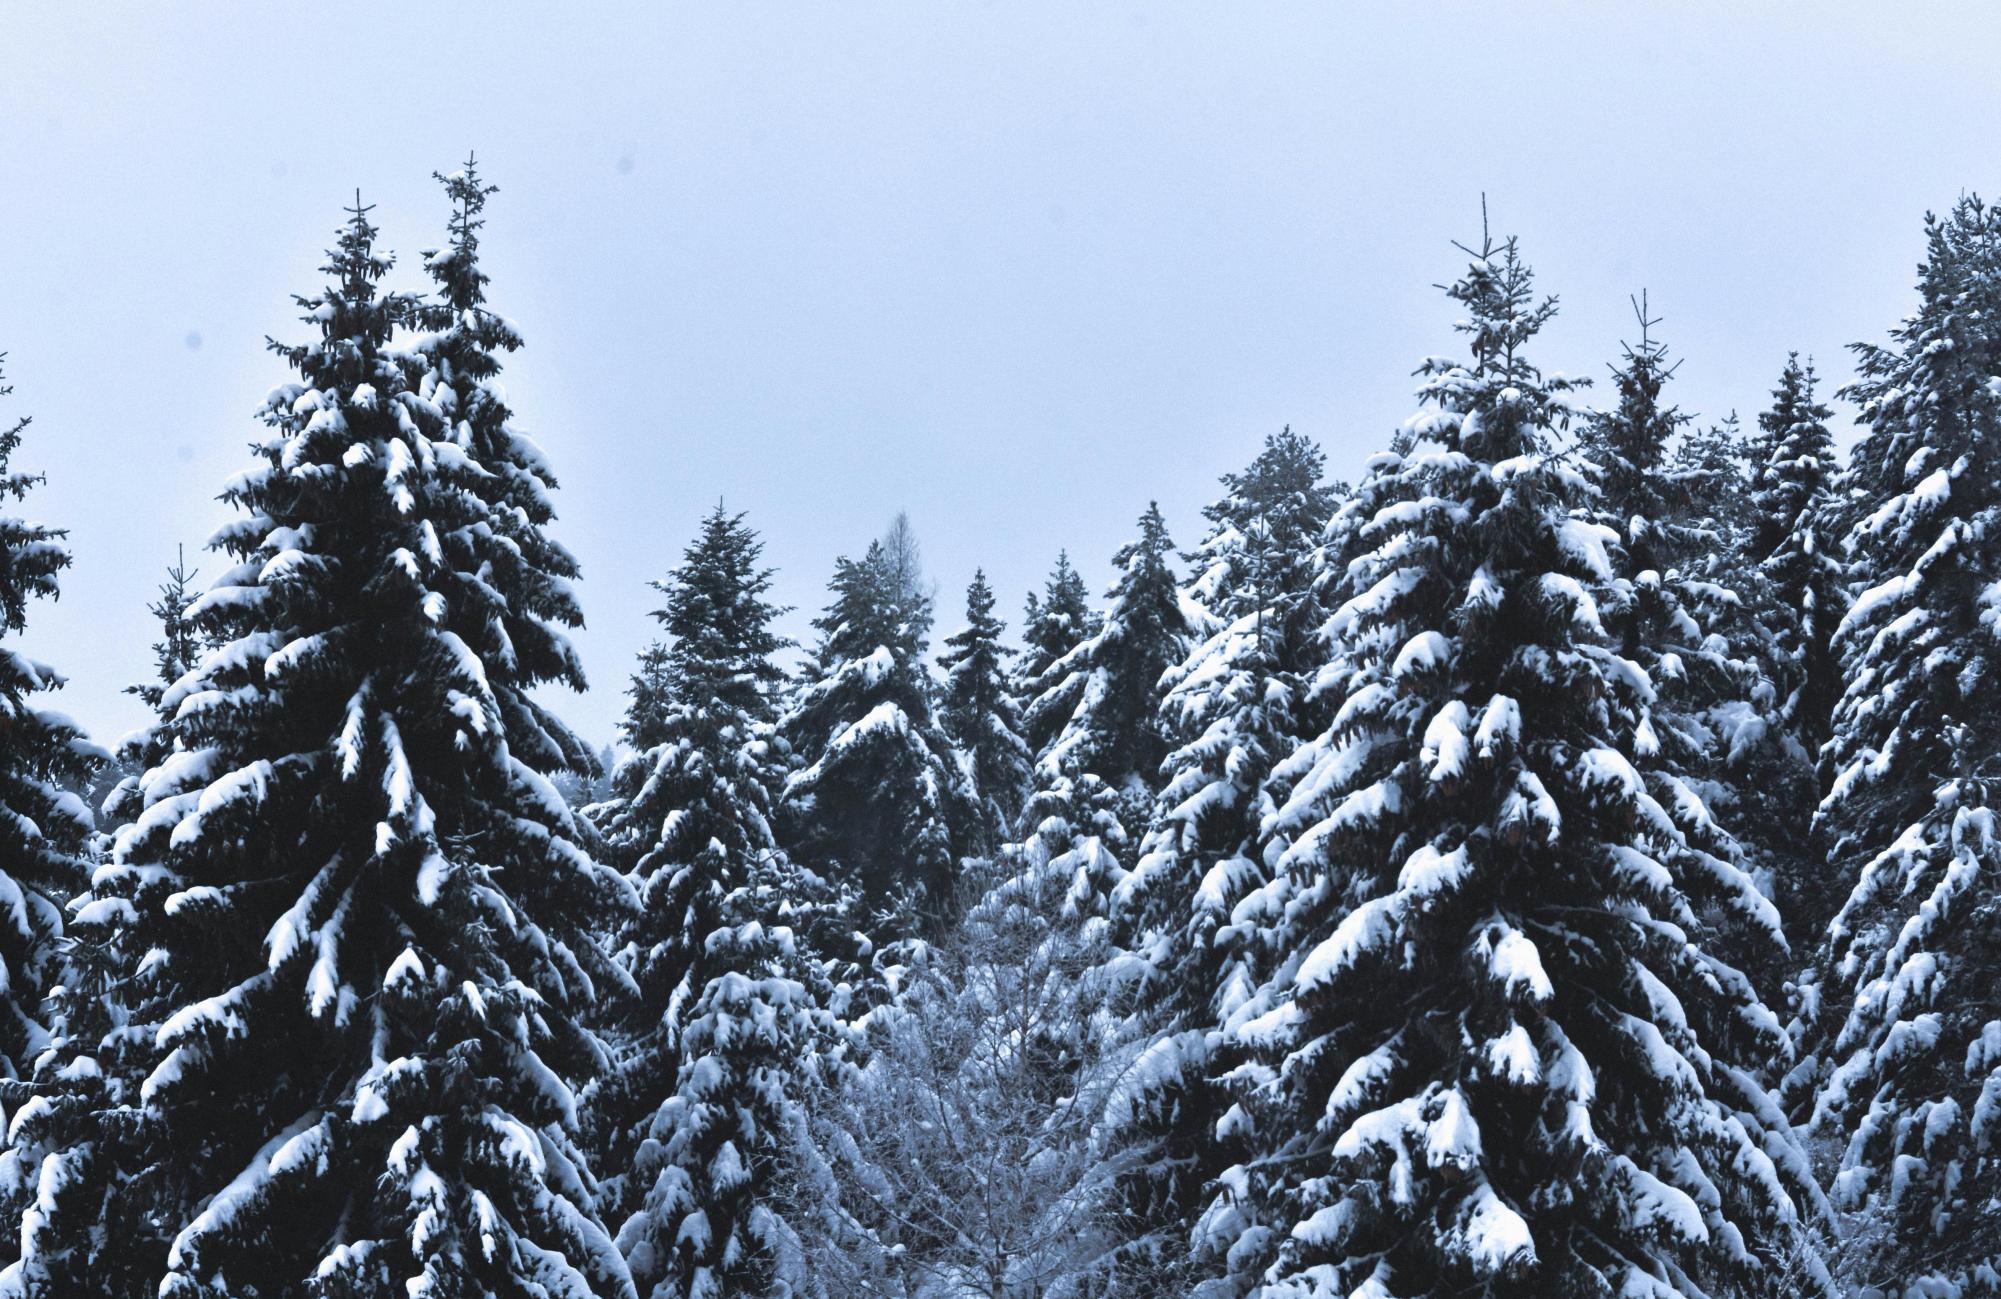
{"left": 784, "top": 862, "right": 1157, "bottom": 1299}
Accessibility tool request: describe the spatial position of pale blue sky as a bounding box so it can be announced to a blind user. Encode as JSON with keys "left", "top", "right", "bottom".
{"left": 3, "top": 3, "right": 1997, "bottom": 748}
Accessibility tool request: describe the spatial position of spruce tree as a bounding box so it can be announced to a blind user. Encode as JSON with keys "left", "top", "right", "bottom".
{"left": 1181, "top": 426, "right": 1338, "bottom": 629}
{"left": 1217, "top": 231, "right": 1815, "bottom": 1298}
{"left": 938, "top": 570, "right": 1033, "bottom": 852}
{"left": 1749, "top": 355, "right": 1842, "bottom": 755}
{"left": 42, "top": 181, "right": 633, "bottom": 1298}
{"left": 1021, "top": 502, "right": 1193, "bottom": 829}
{"left": 1809, "top": 195, "right": 2001, "bottom": 1292}
{"left": 1668, "top": 412, "right": 1758, "bottom": 585}
{"left": 1579, "top": 298, "right": 1764, "bottom": 911}
{"left": 102, "top": 547, "right": 210, "bottom": 828}
{"left": 779, "top": 540, "right": 976, "bottom": 928}
{"left": 1016, "top": 552, "right": 1099, "bottom": 760}
{"left": 587, "top": 504, "right": 846, "bottom": 1299}
{"left": 1104, "top": 430, "right": 1341, "bottom": 1282}
{"left": 126, "top": 546, "right": 203, "bottom": 723}
{"left": 592, "top": 505, "right": 788, "bottom": 874}
{"left": 0, "top": 353, "right": 108, "bottom": 1289}
{"left": 621, "top": 641, "right": 674, "bottom": 755}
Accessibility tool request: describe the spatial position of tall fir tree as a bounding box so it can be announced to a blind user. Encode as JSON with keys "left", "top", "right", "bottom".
{"left": 21, "top": 178, "right": 635, "bottom": 1298}
{"left": 586, "top": 504, "right": 846, "bottom": 1299}
{"left": 620, "top": 641, "right": 674, "bottom": 755}
{"left": 1021, "top": 502, "right": 1194, "bottom": 833}
{"left": 1212, "top": 231, "right": 1816, "bottom": 1298}
{"left": 1015, "top": 551, "right": 1100, "bottom": 760}
{"left": 1749, "top": 355, "right": 1843, "bottom": 756}
{"left": 1102, "top": 429, "right": 1341, "bottom": 1284}
{"left": 937, "top": 570, "right": 1033, "bottom": 852}
{"left": 1181, "top": 426, "right": 1340, "bottom": 629}
{"left": 0, "top": 353, "right": 108, "bottom": 1289}
{"left": 1808, "top": 195, "right": 2001, "bottom": 1293}
{"left": 592, "top": 504, "right": 788, "bottom": 875}
{"left": 1734, "top": 357, "right": 1847, "bottom": 955}
{"left": 1579, "top": 298, "right": 1767, "bottom": 925}
{"left": 103, "top": 546, "right": 211, "bottom": 827}
{"left": 1671, "top": 412, "right": 1757, "bottom": 561}
{"left": 126, "top": 545, "right": 203, "bottom": 723}
{"left": 779, "top": 540, "right": 976, "bottom": 929}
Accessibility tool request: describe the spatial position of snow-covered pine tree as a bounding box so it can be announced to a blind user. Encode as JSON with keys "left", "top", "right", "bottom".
{"left": 0, "top": 355, "right": 100, "bottom": 1072}
{"left": 0, "top": 353, "right": 108, "bottom": 1289}
{"left": 1003, "top": 772, "right": 1134, "bottom": 936}
{"left": 972, "top": 506, "right": 1198, "bottom": 1164}
{"left": 43, "top": 181, "right": 635, "bottom": 1299}
{"left": 621, "top": 641, "right": 674, "bottom": 755}
{"left": 938, "top": 570, "right": 1033, "bottom": 852}
{"left": 963, "top": 506, "right": 1194, "bottom": 1285}
{"left": 1015, "top": 551, "right": 1099, "bottom": 760}
{"left": 779, "top": 540, "right": 976, "bottom": 929}
{"left": 126, "top": 546, "right": 203, "bottom": 723}
{"left": 1218, "top": 230, "right": 1816, "bottom": 1298}
{"left": 1021, "top": 502, "right": 1195, "bottom": 836}
{"left": 100, "top": 546, "right": 211, "bottom": 828}
{"left": 1101, "top": 429, "right": 1341, "bottom": 1284}
{"left": 586, "top": 503, "right": 847, "bottom": 1299}
{"left": 15, "top": 544, "right": 216, "bottom": 1298}
{"left": 1578, "top": 297, "right": 1767, "bottom": 918}
{"left": 1180, "top": 426, "right": 1339, "bottom": 628}
{"left": 1749, "top": 355, "right": 1842, "bottom": 756}
{"left": 591, "top": 504, "right": 788, "bottom": 875}
{"left": 1668, "top": 412, "right": 1757, "bottom": 583}
{"left": 1726, "top": 358, "right": 1845, "bottom": 956}
{"left": 1809, "top": 195, "right": 2001, "bottom": 1293}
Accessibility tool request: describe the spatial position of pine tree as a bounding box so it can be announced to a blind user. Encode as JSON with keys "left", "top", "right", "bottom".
{"left": 587, "top": 504, "right": 847, "bottom": 1299}
{"left": 1016, "top": 553, "right": 1100, "bottom": 762}
{"left": 779, "top": 541, "right": 976, "bottom": 929}
{"left": 1102, "top": 430, "right": 1341, "bottom": 1282}
{"left": 1005, "top": 772, "right": 1134, "bottom": 933}
{"left": 102, "top": 546, "right": 211, "bottom": 830}
{"left": 1668, "top": 412, "right": 1758, "bottom": 582}
{"left": 39, "top": 179, "right": 634, "bottom": 1298}
{"left": 0, "top": 353, "right": 109, "bottom": 1290}
{"left": 1216, "top": 230, "right": 1816, "bottom": 1298}
{"left": 938, "top": 570, "right": 1033, "bottom": 852}
{"left": 1808, "top": 195, "right": 2001, "bottom": 1293}
{"left": 621, "top": 641, "right": 674, "bottom": 754}
{"left": 1580, "top": 297, "right": 1765, "bottom": 913}
{"left": 1022, "top": 502, "right": 1193, "bottom": 831}
{"left": 1749, "top": 355, "right": 1842, "bottom": 755}
{"left": 593, "top": 504, "right": 788, "bottom": 874}
{"left": 981, "top": 506, "right": 1194, "bottom": 1285}
{"left": 1182, "top": 426, "right": 1338, "bottom": 629}
{"left": 126, "top": 546, "right": 203, "bottom": 723}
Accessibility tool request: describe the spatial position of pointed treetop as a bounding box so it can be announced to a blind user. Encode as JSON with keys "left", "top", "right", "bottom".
{"left": 1413, "top": 220, "right": 1577, "bottom": 463}
{"left": 432, "top": 152, "right": 500, "bottom": 311}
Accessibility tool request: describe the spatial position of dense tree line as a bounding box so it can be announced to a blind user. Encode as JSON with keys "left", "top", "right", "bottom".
{"left": 0, "top": 166, "right": 1995, "bottom": 1297}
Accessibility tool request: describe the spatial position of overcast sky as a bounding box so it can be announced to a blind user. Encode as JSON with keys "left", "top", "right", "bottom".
{"left": 3, "top": 3, "right": 1998, "bottom": 749}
